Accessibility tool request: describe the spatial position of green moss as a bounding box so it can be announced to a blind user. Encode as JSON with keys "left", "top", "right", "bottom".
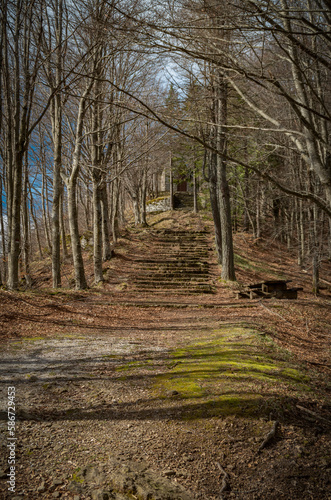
{"left": 71, "top": 468, "right": 84, "bottom": 484}
{"left": 147, "top": 195, "right": 170, "bottom": 204}
{"left": 153, "top": 327, "right": 312, "bottom": 419}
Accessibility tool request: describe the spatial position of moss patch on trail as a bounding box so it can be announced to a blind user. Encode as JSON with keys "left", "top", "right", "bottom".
{"left": 153, "top": 327, "right": 314, "bottom": 420}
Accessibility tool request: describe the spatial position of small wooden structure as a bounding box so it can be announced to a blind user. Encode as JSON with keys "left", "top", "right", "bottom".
{"left": 236, "top": 280, "right": 303, "bottom": 300}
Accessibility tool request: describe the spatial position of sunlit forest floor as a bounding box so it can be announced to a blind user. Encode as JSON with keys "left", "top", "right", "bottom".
{"left": 0, "top": 210, "right": 330, "bottom": 499}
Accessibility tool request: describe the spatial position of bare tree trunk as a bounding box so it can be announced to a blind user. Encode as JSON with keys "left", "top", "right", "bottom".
{"left": 169, "top": 154, "right": 174, "bottom": 210}
{"left": 218, "top": 155, "right": 235, "bottom": 280}
{"left": 312, "top": 252, "right": 319, "bottom": 295}
{"left": 140, "top": 168, "right": 148, "bottom": 226}
{"left": 153, "top": 172, "right": 159, "bottom": 198}
{"left": 64, "top": 85, "right": 92, "bottom": 290}
{"left": 8, "top": 148, "right": 24, "bottom": 289}
{"left": 216, "top": 76, "right": 235, "bottom": 280}
{"left": 209, "top": 151, "right": 222, "bottom": 264}
{"left": 42, "top": 165, "right": 52, "bottom": 251}
{"left": 7, "top": 3, "right": 27, "bottom": 289}
{"left": 28, "top": 182, "right": 43, "bottom": 259}
{"left": 22, "top": 153, "right": 31, "bottom": 287}
{"left": 111, "top": 179, "right": 119, "bottom": 245}
{"left": 79, "top": 181, "right": 91, "bottom": 232}
{"left": 193, "top": 164, "right": 198, "bottom": 213}
{"left": 50, "top": 0, "right": 63, "bottom": 288}
{"left": 298, "top": 199, "right": 305, "bottom": 266}
{"left": 0, "top": 176, "right": 7, "bottom": 282}
{"left": 101, "top": 184, "right": 112, "bottom": 260}
{"left": 60, "top": 188, "right": 68, "bottom": 259}
{"left": 132, "top": 194, "right": 141, "bottom": 225}
{"left": 92, "top": 180, "right": 103, "bottom": 283}
{"left": 67, "top": 178, "right": 87, "bottom": 289}
{"left": 255, "top": 182, "right": 261, "bottom": 239}
{"left": 243, "top": 151, "right": 250, "bottom": 231}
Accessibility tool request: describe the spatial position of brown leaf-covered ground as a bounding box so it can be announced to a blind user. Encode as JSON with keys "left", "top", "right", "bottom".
{"left": 0, "top": 210, "right": 330, "bottom": 499}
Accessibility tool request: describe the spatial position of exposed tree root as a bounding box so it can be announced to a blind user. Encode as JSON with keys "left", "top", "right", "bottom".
{"left": 258, "top": 421, "right": 279, "bottom": 451}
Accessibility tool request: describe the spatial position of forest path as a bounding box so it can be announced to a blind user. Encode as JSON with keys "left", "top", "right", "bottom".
{"left": 0, "top": 210, "right": 330, "bottom": 499}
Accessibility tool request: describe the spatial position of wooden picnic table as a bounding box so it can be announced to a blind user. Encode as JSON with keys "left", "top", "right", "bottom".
{"left": 236, "top": 280, "right": 303, "bottom": 300}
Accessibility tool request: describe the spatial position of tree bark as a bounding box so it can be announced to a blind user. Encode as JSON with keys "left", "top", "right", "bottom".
{"left": 101, "top": 185, "right": 112, "bottom": 261}
{"left": 42, "top": 164, "right": 52, "bottom": 251}
{"left": 92, "top": 179, "right": 103, "bottom": 283}
{"left": 64, "top": 84, "right": 92, "bottom": 290}
{"left": 140, "top": 168, "right": 148, "bottom": 226}
{"left": 51, "top": 0, "right": 63, "bottom": 288}
{"left": 0, "top": 176, "right": 7, "bottom": 282}
{"left": 7, "top": 151, "right": 24, "bottom": 290}
{"left": 215, "top": 75, "right": 236, "bottom": 280}
{"left": 28, "top": 182, "right": 43, "bottom": 259}
{"left": 67, "top": 179, "right": 87, "bottom": 289}
{"left": 169, "top": 154, "right": 174, "bottom": 210}
{"left": 22, "top": 153, "right": 31, "bottom": 287}
{"left": 209, "top": 151, "right": 222, "bottom": 264}
{"left": 218, "top": 155, "right": 236, "bottom": 280}
{"left": 193, "top": 163, "right": 198, "bottom": 213}
{"left": 60, "top": 188, "right": 68, "bottom": 259}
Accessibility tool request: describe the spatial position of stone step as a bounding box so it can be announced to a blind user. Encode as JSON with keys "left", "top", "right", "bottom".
{"left": 119, "top": 225, "right": 215, "bottom": 294}
{"left": 148, "top": 240, "right": 207, "bottom": 245}
{"left": 146, "top": 249, "right": 209, "bottom": 254}
{"left": 173, "top": 193, "right": 194, "bottom": 208}
{"left": 145, "top": 244, "right": 209, "bottom": 250}
{"left": 151, "top": 229, "right": 208, "bottom": 234}
{"left": 135, "top": 272, "right": 210, "bottom": 278}
{"left": 133, "top": 289, "right": 215, "bottom": 295}
{"left": 133, "top": 281, "right": 214, "bottom": 289}
{"left": 148, "top": 238, "right": 206, "bottom": 243}
{"left": 132, "top": 276, "right": 212, "bottom": 282}
{"left": 140, "top": 255, "right": 209, "bottom": 261}
{"left": 133, "top": 259, "right": 209, "bottom": 265}
{"left": 134, "top": 285, "right": 215, "bottom": 294}
{"left": 133, "top": 279, "right": 211, "bottom": 286}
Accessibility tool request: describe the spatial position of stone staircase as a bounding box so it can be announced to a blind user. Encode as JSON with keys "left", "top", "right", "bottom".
{"left": 131, "top": 229, "right": 215, "bottom": 294}
{"left": 173, "top": 192, "right": 194, "bottom": 209}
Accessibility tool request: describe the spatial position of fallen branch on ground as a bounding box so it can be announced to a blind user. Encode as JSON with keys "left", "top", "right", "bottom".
{"left": 296, "top": 405, "right": 331, "bottom": 425}
{"left": 216, "top": 462, "right": 230, "bottom": 497}
{"left": 258, "top": 301, "right": 293, "bottom": 325}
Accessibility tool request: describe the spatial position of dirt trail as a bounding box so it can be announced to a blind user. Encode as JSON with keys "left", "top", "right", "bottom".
{"left": 0, "top": 211, "right": 330, "bottom": 499}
